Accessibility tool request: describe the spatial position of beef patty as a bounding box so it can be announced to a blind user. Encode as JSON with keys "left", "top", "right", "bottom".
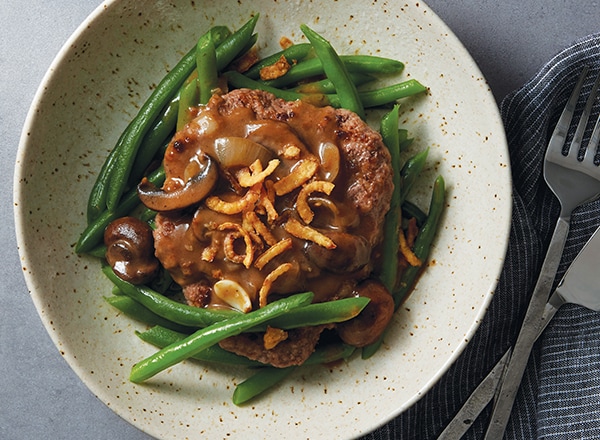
{"left": 151, "top": 88, "right": 394, "bottom": 366}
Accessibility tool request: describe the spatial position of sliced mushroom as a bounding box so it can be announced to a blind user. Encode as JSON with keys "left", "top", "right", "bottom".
{"left": 336, "top": 279, "right": 395, "bottom": 347}
{"left": 104, "top": 216, "right": 159, "bottom": 285}
{"left": 138, "top": 153, "right": 218, "bottom": 212}
{"left": 305, "top": 231, "right": 370, "bottom": 273}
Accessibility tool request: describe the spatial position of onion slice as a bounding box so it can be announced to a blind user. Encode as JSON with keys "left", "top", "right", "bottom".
{"left": 318, "top": 142, "right": 340, "bottom": 182}
{"left": 213, "top": 136, "right": 274, "bottom": 168}
{"left": 138, "top": 154, "right": 218, "bottom": 211}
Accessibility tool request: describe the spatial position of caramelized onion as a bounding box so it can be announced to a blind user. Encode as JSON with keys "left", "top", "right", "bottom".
{"left": 213, "top": 136, "right": 274, "bottom": 168}
{"left": 318, "top": 142, "right": 340, "bottom": 181}
{"left": 138, "top": 154, "right": 217, "bottom": 211}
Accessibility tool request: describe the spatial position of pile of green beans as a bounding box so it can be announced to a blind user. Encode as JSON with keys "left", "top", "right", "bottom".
{"left": 361, "top": 106, "right": 445, "bottom": 360}
{"left": 77, "top": 15, "right": 444, "bottom": 404}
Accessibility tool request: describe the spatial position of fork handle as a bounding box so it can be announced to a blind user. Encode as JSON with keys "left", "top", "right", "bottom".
{"left": 484, "top": 216, "right": 570, "bottom": 439}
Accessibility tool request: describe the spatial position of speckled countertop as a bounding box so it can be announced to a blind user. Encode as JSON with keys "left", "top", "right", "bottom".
{"left": 1, "top": 1, "right": 597, "bottom": 439}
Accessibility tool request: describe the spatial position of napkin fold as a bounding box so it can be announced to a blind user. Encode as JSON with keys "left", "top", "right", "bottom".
{"left": 365, "top": 32, "right": 600, "bottom": 440}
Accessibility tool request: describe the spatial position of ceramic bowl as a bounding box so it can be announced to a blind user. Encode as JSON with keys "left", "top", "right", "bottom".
{"left": 14, "top": 0, "right": 511, "bottom": 438}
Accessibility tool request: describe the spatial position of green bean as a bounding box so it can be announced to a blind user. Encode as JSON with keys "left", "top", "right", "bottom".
{"left": 223, "top": 70, "right": 329, "bottom": 106}
{"left": 148, "top": 266, "right": 179, "bottom": 295}
{"left": 138, "top": 207, "right": 157, "bottom": 223}
{"left": 398, "top": 128, "right": 414, "bottom": 152}
{"left": 104, "top": 296, "right": 197, "bottom": 334}
{"left": 402, "top": 200, "right": 427, "bottom": 226}
{"left": 176, "top": 73, "right": 200, "bottom": 131}
{"left": 247, "top": 45, "right": 312, "bottom": 78}
{"left": 300, "top": 25, "right": 364, "bottom": 119}
{"left": 290, "top": 72, "right": 375, "bottom": 94}
{"left": 234, "top": 33, "right": 259, "bottom": 63}
{"left": 244, "top": 43, "right": 313, "bottom": 79}
{"left": 196, "top": 31, "right": 219, "bottom": 105}
{"left": 207, "top": 25, "right": 232, "bottom": 48}
{"left": 232, "top": 366, "right": 296, "bottom": 405}
{"left": 305, "top": 342, "right": 356, "bottom": 365}
{"left": 86, "top": 141, "right": 121, "bottom": 222}
{"left": 393, "top": 175, "right": 445, "bottom": 308}
{"left": 124, "top": 26, "right": 230, "bottom": 196}
{"left": 86, "top": 244, "right": 107, "bottom": 259}
{"left": 360, "top": 79, "right": 427, "bottom": 108}
{"left": 136, "top": 325, "right": 265, "bottom": 367}
{"left": 76, "top": 165, "right": 165, "bottom": 254}
{"left": 246, "top": 296, "right": 370, "bottom": 332}
{"left": 262, "top": 54, "right": 404, "bottom": 88}
{"left": 227, "top": 71, "right": 424, "bottom": 111}
{"left": 363, "top": 176, "right": 445, "bottom": 359}
{"left": 399, "top": 148, "right": 429, "bottom": 204}
{"left": 129, "top": 291, "right": 313, "bottom": 383}
{"left": 104, "top": 50, "right": 196, "bottom": 211}
{"left": 102, "top": 265, "right": 237, "bottom": 327}
{"left": 128, "top": 95, "right": 179, "bottom": 187}
{"left": 232, "top": 343, "right": 356, "bottom": 405}
{"left": 215, "top": 15, "right": 260, "bottom": 71}
{"left": 364, "top": 152, "right": 440, "bottom": 359}
{"left": 105, "top": 21, "right": 257, "bottom": 211}
{"left": 361, "top": 335, "right": 384, "bottom": 359}
{"left": 327, "top": 79, "right": 427, "bottom": 109}
{"left": 378, "top": 105, "right": 402, "bottom": 292}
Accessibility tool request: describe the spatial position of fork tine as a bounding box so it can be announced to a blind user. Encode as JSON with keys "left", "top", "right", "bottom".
{"left": 547, "top": 66, "right": 589, "bottom": 157}
{"left": 590, "top": 113, "right": 600, "bottom": 166}
{"left": 575, "top": 72, "right": 600, "bottom": 160}
{"left": 585, "top": 83, "right": 600, "bottom": 166}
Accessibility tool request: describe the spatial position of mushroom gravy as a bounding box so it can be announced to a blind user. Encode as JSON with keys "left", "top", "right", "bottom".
{"left": 151, "top": 89, "right": 394, "bottom": 312}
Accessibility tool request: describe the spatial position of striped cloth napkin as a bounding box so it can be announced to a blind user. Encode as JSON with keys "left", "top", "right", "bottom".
{"left": 365, "top": 33, "right": 600, "bottom": 439}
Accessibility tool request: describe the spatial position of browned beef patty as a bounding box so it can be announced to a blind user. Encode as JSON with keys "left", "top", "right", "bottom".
{"left": 152, "top": 89, "right": 394, "bottom": 366}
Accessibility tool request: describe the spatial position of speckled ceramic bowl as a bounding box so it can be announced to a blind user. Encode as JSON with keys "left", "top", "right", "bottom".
{"left": 14, "top": 0, "right": 511, "bottom": 438}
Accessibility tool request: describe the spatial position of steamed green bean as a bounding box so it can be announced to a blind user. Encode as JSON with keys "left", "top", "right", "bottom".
{"left": 136, "top": 325, "right": 265, "bottom": 366}
{"left": 129, "top": 292, "right": 313, "bottom": 383}
{"left": 102, "top": 265, "right": 237, "bottom": 328}
{"left": 301, "top": 24, "right": 364, "bottom": 118}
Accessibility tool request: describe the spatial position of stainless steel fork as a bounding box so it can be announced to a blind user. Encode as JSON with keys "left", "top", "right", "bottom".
{"left": 483, "top": 66, "right": 600, "bottom": 439}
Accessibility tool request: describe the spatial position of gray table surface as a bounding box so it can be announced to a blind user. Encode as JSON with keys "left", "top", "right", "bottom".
{"left": 1, "top": 1, "right": 597, "bottom": 439}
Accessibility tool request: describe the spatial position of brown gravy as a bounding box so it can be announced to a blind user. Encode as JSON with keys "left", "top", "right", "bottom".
{"left": 152, "top": 90, "right": 392, "bottom": 311}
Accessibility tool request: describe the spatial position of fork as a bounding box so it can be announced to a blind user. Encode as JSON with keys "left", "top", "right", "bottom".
{"left": 482, "top": 66, "right": 600, "bottom": 439}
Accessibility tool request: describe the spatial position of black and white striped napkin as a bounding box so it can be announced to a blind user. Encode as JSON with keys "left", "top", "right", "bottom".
{"left": 366, "top": 32, "right": 600, "bottom": 440}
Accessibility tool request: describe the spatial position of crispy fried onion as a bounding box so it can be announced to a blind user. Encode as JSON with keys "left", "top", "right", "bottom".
{"left": 296, "top": 180, "right": 335, "bottom": 224}
{"left": 273, "top": 156, "right": 319, "bottom": 196}
{"left": 263, "top": 326, "right": 289, "bottom": 350}
{"left": 254, "top": 237, "right": 293, "bottom": 270}
{"left": 399, "top": 228, "right": 421, "bottom": 267}
{"left": 237, "top": 158, "right": 280, "bottom": 188}
{"left": 259, "top": 262, "right": 293, "bottom": 308}
{"left": 243, "top": 211, "right": 277, "bottom": 246}
{"left": 257, "top": 180, "right": 278, "bottom": 223}
{"left": 205, "top": 182, "right": 261, "bottom": 214}
{"left": 217, "top": 222, "right": 254, "bottom": 268}
{"left": 284, "top": 218, "right": 336, "bottom": 249}
{"left": 405, "top": 216, "right": 419, "bottom": 247}
{"left": 200, "top": 146, "right": 340, "bottom": 309}
{"left": 201, "top": 239, "right": 219, "bottom": 262}
{"left": 259, "top": 55, "right": 292, "bottom": 81}
{"left": 282, "top": 144, "right": 301, "bottom": 160}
